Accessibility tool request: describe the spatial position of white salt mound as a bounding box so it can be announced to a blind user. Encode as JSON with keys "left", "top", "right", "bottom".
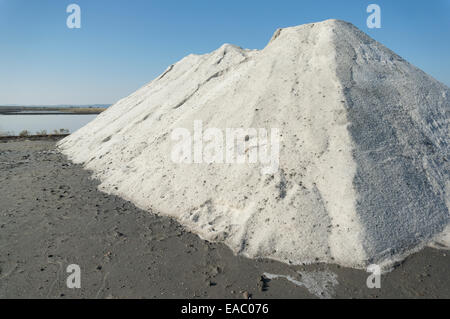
{"left": 58, "top": 19, "right": 449, "bottom": 270}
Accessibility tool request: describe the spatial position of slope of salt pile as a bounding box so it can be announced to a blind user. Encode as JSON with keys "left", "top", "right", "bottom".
{"left": 58, "top": 19, "right": 449, "bottom": 269}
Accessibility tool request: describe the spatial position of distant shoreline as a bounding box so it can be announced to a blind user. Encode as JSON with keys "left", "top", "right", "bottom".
{"left": 0, "top": 106, "right": 106, "bottom": 115}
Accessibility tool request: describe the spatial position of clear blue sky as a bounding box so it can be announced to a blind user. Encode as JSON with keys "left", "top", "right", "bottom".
{"left": 0, "top": 0, "right": 449, "bottom": 105}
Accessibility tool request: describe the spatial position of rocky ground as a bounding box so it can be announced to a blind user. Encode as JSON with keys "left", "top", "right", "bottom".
{"left": 0, "top": 138, "right": 449, "bottom": 299}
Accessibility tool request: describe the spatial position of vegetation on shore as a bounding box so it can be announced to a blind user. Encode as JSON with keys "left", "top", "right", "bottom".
{"left": 0, "top": 106, "right": 106, "bottom": 114}
{"left": 0, "top": 128, "right": 70, "bottom": 138}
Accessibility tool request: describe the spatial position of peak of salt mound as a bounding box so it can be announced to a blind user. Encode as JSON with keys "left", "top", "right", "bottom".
{"left": 59, "top": 19, "right": 449, "bottom": 270}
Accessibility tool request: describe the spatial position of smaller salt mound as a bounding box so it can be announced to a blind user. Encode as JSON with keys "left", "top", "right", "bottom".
{"left": 59, "top": 19, "right": 449, "bottom": 270}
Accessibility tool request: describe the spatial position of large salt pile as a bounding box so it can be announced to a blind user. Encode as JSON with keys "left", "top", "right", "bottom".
{"left": 58, "top": 19, "right": 449, "bottom": 269}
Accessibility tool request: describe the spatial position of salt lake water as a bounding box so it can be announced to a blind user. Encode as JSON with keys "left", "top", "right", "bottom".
{"left": 0, "top": 114, "right": 98, "bottom": 135}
